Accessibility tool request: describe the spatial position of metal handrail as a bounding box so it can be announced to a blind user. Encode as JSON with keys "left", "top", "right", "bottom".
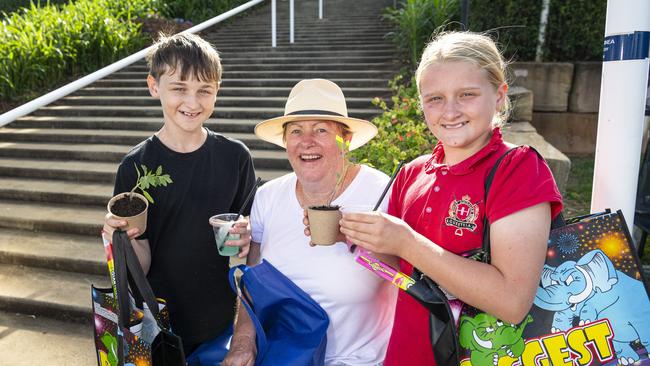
{"left": 272, "top": 0, "right": 324, "bottom": 47}
{"left": 0, "top": 0, "right": 264, "bottom": 127}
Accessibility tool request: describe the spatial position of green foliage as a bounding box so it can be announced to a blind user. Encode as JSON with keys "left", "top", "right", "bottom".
{"left": 132, "top": 163, "right": 173, "bottom": 204}
{"left": 543, "top": 0, "right": 606, "bottom": 62}
{"left": 383, "top": 0, "right": 460, "bottom": 69}
{"left": 468, "top": 0, "right": 605, "bottom": 61}
{"left": 385, "top": 0, "right": 606, "bottom": 63}
{"left": 0, "top": 0, "right": 161, "bottom": 102}
{"left": 0, "top": 0, "right": 67, "bottom": 16}
{"left": 351, "top": 75, "right": 437, "bottom": 175}
{"left": 162, "top": 0, "right": 248, "bottom": 23}
{"left": 468, "top": 0, "right": 541, "bottom": 61}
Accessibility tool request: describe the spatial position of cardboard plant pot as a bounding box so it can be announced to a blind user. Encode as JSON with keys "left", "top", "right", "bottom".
{"left": 307, "top": 205, "right": 342, "bottom": 245}
{"left": 107, "top": 192, "right": 149, "bottom": 234}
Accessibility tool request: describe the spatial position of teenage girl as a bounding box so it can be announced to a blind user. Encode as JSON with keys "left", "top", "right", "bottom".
{"left": 339, "top": 31, "right": 563, "bottom": 365}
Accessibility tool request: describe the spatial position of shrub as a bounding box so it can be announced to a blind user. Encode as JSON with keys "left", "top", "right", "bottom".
{"left": 543, "top": 0, "right": 606, "bottom": 62}
{"left": 351, "top": 75, "right": 437, "bottom": 175}
{"left": 0, "top": 0, "right": 161, "bottom": 102}
{"left": 0, "top": 0, "right": 68, "bottom": 16}
{"left": 384, "top": 0, "right": 607, "bottom": 63}
{"left": 468, "top": 0, "right": 605, "bottom": 61}
{"left": 468, "top": 0, "right": 541, "bottom": 61}
{"left": 383, "top": 0, "right": 460, "bottom": 69}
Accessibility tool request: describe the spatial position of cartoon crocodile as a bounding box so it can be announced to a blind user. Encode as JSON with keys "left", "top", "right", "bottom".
{"left": 459, "top": 313, "right": 533, "bottom": 366}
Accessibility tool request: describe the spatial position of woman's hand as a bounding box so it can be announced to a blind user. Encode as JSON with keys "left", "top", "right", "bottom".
{"left": 226, "top": 216, "right": 252, "bottom": 258}
{"left": 339, "top": 211, "right": 415, "bottom": 257}
{"left": 222, "top": 335, "right": 256, "bottom": 366}
{"left": 103, "top": 212, "right": 140, "bottom": 240}
{"left": 303, "top": 208, "right": 347, "bottom": 247}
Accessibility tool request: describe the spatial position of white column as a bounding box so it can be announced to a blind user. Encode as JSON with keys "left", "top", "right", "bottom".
{"left": 591, "top": 0, "right": 650, "bottom": 233}
{"left": 272, "top": 0, "right": 277, "bottom": 47}
{"left": 290, "top": 0, "right": 295, "bottom": 44}
{"left": 319, "top": 0, "right": 323, "bottom": 19}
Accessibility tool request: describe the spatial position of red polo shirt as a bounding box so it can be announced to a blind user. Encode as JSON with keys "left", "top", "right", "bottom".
{"left": 384, "top": 128, "right": 562, "bottom": 365}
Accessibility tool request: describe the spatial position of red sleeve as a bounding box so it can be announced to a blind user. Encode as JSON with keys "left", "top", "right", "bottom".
{"left": 486, "top": 146, "right": 563, "bottom": 223}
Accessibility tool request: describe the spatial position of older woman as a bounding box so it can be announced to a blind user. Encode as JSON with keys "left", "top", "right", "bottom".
{"left": 223, "top": 79, "right": 397, "bottom": 366}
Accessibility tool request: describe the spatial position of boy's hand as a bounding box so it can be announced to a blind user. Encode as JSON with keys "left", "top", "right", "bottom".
{"left": 103, "top": 212, "right": 140, "bottom": 240}
{"left": 226, "top": 216, "right": 251, "bottom": 258}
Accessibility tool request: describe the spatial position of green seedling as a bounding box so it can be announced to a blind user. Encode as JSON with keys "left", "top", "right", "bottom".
{"left": 131, "top": 163, "right": 173, "bottom": 204}
{"left": 327, "top": 135, "right": 352, "bottom": 205}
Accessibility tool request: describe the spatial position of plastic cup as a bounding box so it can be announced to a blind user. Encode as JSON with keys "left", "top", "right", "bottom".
{"left": 209, "top": 213, "right": 241, "bottom": 256}
{"left": 340, "top": 204, "right": 374, "bottom": 215}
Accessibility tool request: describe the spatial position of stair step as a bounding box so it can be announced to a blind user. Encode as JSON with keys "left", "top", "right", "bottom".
{"left": 0, "top": 199, "right": 105, "bottom": 236}
{"left": 0, "top": 157, "right": 287, "bottom": 184}
{"left": 129, "top": 55, "right": 395, "bottom": 65}
{"left": 0, "top": 311, "right": 96, "bottom": 365}
{"left": 0, "top": 262, "right": 108, "bottom": 322}
{"left": 92, "top": 78, "right": 390, "bottom": 88}
{"left": 0, "top": 176, "right": 112, "bottom": 205}
{"left": 57, "top": 95, "right": 378, "bottom": 109}
{"left": 0, "top": 128, "right": 281, "bottom": 150}
{"left": 210, "top": 39, "right": 393, "bottom": 48}
{"left": 123, "top": 62, "right": 396, "bottom": 72}
{"left": 12, "top": 116, "right": 260, "bottom": 133}
{"left": 0, "top": 228, "right": 105, "bottom": 275}
{"left": 107, "top": 69, "right": 391, "bottom": 79}
{"left": 71, "top": 86, "right": 392, "bottom": 98}
{"left": 28, "top": 105, "right": 381, "bottom": 120}
{"left": 0, "top": 157, "right": 118, "bottom": 183}
{"left": 0, "top": 141, "right": 290, "bottom": 168}
{"left": 208, "top": 49, "right": 396, "bottom": 58}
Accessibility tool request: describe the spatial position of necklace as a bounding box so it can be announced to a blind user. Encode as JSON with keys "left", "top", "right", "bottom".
{"left": 296, "top": 163, "right": 352, "bottom": 208}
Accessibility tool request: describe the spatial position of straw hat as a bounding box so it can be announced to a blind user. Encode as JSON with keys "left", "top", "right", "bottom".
{"left": 254, "top": 79, "right": 378, "bottom": 150}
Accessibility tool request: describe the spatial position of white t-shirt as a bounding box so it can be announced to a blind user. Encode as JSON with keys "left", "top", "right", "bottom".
{"left": 251, "top": 165, "right": 397, "bottom": 366}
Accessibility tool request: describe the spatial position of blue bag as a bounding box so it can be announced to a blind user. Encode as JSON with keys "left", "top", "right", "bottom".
{"left": 185, "top": 324, "right": 232, "bottom": 366}
{"left": 228, "top": 259, "right": 329, "bottom": 366}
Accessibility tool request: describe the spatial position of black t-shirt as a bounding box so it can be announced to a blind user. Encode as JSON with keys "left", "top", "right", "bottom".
{"left": 113, "top": 128, "right": 256, "bottom": 347}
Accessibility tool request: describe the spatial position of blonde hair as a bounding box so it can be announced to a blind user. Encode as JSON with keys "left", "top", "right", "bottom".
{"left": 146, "top": 33, "right": 222, "bottom": 84}
{"left": 415, "top": 31, "right": 510, "bottom": 126}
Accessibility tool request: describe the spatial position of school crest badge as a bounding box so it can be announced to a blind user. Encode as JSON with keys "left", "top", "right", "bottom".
{"left": 445, "top": 195, "right": 479, "bottom": 236}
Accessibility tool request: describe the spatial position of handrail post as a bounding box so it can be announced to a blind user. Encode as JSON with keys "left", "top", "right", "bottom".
{"left": 272, "top": 0, "right": 277, "bottom": 47}
{"left": 319, "top": 0, "right": 323, "bottom": 19}
{"left": 290, "top": 0, "right": 295, "bottom": 44}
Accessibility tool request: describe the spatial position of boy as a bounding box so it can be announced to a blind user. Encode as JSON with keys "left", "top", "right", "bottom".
{"left": 103, "top": 33, "right": 257, "bottom": 354}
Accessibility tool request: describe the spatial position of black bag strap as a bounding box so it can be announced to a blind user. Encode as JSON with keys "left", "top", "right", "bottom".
{"left": 481, "top": 146, "right": 566, "bottom": 263}
{"left": 405, "top": 272, "right": 459, "bottom": 366}
{"left": 112, "top": 230, "right": 163, "bottom": 329}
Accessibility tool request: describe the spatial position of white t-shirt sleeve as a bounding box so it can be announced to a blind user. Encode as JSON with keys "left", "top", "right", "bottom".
{"left": 250, "top": 186, "right": 265, "bottom": 244}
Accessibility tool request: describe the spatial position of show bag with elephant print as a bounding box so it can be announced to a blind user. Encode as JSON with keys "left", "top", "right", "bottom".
{"left": 457, "top": 210, "right": 650, "bottom": 366}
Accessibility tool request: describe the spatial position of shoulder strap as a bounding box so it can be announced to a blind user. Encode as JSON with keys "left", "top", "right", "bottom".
{"left": 481, "top": 148, "right": 518, "bottom": 262}
{"left": 481, "top": 146, "right": 565, "bottom": 263}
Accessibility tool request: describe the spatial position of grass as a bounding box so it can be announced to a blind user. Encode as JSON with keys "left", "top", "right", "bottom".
{"left": 564, "top": 154, "right": 650, "bottom": 264}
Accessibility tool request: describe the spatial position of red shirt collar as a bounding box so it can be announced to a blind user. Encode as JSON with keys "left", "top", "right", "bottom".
{"left": 424, "top": 128, "right": 504, "bottom": 176}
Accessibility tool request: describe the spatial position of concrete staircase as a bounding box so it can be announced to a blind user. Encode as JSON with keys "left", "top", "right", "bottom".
{"left": 0, "top": 0, "right": 395, "bottom": 363}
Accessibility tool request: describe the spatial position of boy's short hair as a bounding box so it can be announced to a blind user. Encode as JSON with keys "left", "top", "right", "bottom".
{"left": 146, "top": 33, "right": 222, "bottom": 84}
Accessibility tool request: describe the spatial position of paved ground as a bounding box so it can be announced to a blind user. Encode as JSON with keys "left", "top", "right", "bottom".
{"left": 0, "top": 312, "right": 96, "bottom": 365}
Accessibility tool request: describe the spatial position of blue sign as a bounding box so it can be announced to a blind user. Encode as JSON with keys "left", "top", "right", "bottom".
{"left": 603, "top": 31, "right": 650, "bottom": 61}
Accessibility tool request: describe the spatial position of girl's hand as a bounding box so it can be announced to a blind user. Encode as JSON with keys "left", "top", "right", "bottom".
{"left": 339, "top": 212, "right": 415, "bottom": 257}
{"left": 226, "top": 216, "right": 252, "bottom": 258}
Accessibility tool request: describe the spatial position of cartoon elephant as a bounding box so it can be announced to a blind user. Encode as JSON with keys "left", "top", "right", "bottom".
{"left": 534, "top": 249, "right": 650, "bottom": 365}
{"left": 459, "top": 312, "right": 533, "bottom": 366}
